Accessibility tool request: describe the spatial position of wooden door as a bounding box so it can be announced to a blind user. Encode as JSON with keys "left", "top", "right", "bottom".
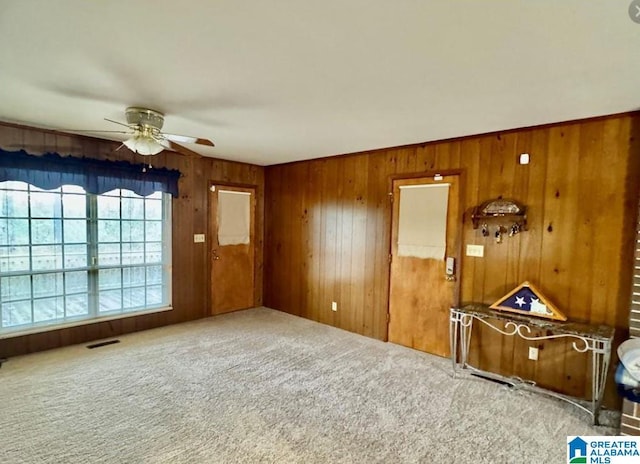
{"left": 209, "top": 184, "right": 256, "bottom": 314}
{"left": 388, "top": 175, "right": 461, "bottom": 357}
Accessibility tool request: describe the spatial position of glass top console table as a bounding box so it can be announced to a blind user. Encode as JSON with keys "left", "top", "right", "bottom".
{"left": 450, "top": 304, "right": 614, "bottom": 425}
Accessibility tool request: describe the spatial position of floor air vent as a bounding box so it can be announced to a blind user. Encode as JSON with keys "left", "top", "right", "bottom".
{"left": 86, "top": 340, "right": 120, "bottom": 349}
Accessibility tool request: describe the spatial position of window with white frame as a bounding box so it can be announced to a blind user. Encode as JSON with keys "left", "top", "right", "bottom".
{"left": 0, "top": 181, "right": 171, "bottom": 335}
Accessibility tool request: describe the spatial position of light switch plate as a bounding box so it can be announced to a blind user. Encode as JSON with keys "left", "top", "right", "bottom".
{"left": 466, "top": 244, "right": 484, "bottom": 257}
{"left": 193, "top": 234, "right": 206, "bottom": 243}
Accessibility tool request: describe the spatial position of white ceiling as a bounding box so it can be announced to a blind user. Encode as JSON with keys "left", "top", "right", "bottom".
{"left": 0, "top": 1, "right": 638, "bottom": 166}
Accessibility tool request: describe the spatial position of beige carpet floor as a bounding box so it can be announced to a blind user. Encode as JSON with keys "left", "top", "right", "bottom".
{"left": 0, "top": 307, "right": 618, "bottom": 463}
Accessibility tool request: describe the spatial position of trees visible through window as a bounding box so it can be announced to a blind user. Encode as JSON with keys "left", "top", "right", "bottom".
{"left": 0, "top": 181, "right": 171, "bottom": 334}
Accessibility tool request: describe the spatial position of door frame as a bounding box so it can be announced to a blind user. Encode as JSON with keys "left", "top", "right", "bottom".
{"left": 207, "top": 180, "right": 259, "bottom": 315}
{"left": 384, "top": 169, "right": 465, "bottom": 341}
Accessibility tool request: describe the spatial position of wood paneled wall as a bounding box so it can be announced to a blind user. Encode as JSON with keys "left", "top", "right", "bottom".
{"left": 264, "top": 113, "right": 640, "bottom": 404}
{"left": 0, "top": 122, "right": 264, "bottom": 357}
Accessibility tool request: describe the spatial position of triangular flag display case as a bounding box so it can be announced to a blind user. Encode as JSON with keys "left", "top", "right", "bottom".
{"left": 489, "top": 281, "right": 567, "bottom": 321}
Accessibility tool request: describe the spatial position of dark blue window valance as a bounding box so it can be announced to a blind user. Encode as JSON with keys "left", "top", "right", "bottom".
{"left": 0, "top": 149, "right": 181, "bottom": 197}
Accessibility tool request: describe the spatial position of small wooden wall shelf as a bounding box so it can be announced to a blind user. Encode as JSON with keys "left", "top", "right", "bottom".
{"left": 471, "top": 198, "right": 527, "bottom": 230}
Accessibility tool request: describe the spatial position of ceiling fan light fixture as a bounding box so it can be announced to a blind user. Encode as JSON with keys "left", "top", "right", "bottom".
{"left": 123, "top": 134, "right": 164, "bottom": 156}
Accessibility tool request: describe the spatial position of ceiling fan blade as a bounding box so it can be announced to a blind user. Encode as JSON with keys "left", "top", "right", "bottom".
{"left": 56, "top": 130, "right": 131, "bottom": 134}
{"left": 163, "top": 133, "right": 215, "bottom": 147}
{"left": 46, "top": 124, "right": 131, "bottom": 134}
{"left": 164, "top": 140, "right": 203, "bottom": 158}
{"left": 104, "top": 118, "right": 133, "bottom": 129}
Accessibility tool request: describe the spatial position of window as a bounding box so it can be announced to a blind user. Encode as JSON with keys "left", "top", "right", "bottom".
{"left": 0, "top": 181, "right": 171, "bottom": 335}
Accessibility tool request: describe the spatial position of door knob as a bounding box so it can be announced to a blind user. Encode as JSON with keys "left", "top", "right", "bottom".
{"left": 212, "top": 250, "right": 221, "bottom": 260}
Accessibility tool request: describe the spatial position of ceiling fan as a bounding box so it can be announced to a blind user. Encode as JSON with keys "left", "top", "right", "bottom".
{"left": 78, "top": 107, "right": 214, "bottom": 157}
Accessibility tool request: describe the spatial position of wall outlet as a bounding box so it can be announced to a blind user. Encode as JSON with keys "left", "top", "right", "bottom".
{"left": 193, "top": 234, "right": 205, "bottom": 243}
{"left": 528, "top": 347, "right": 539, "bottom": 361}
{"left": 466, "top": 244, "right": 484, "bottom": 257}
{"left": 331, "top": 301, "right": 338, "bottom": 312}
